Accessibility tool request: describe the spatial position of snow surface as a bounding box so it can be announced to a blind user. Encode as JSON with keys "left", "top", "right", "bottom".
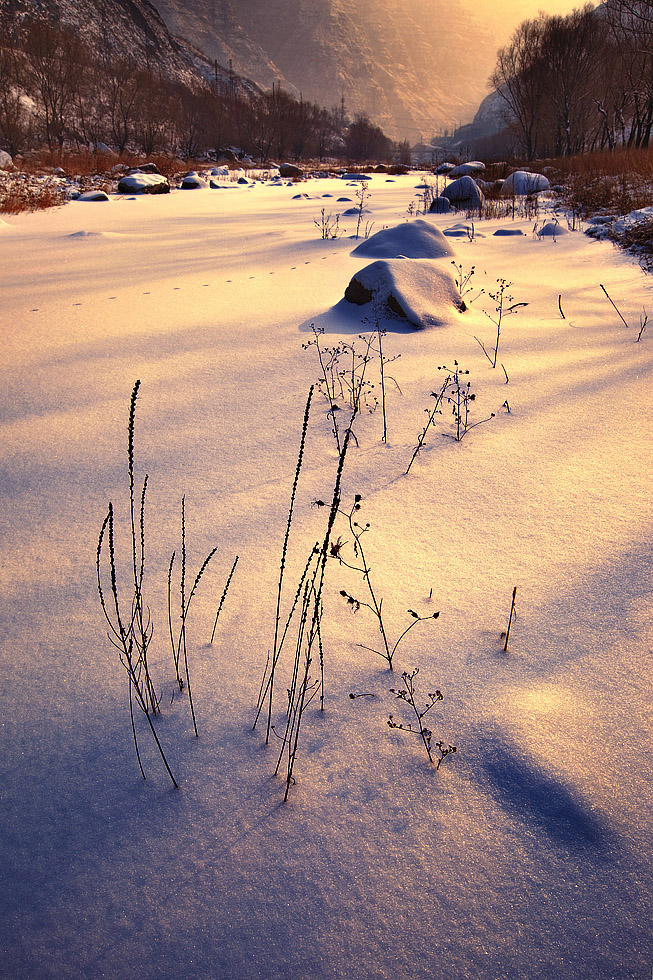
{"left": 1, "top": 172, "right": 651, "bottom": 980}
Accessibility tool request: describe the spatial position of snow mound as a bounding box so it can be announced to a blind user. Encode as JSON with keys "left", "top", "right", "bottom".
{"left": 343, "top": 206, "right": 371, "bottom": 216}
{"left": 493, "top": 228, "right": 525, "bottom": 236}
{"left": 443, "top": 222, "right": 483, "bottom": 239}
{"left": 351, "top": 218, "right": 454, "bottom": 259}
{"left": 538, "top": 221, "right": 568, "bottom": 238}
{"left": 344, "top": 258, "right": 462, "bottom": 328}
{"left": 502, "top": 171, "right": 550, "bottom": 195}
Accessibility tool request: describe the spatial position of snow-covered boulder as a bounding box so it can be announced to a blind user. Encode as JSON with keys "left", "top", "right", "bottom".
{"left": 342, "top": 173, "right": 370, "bottom": 181}
{"left": 76, "top": 190, "right": 110, "bottom": 202}
{"left": 493, "top": 227, "right": 524, "bottom": 236}
{"left": 0, "top": 149, "right": 13, "bottom": 169}
{"left": 180, "top": 173, "right": 209, "bottom": 189}
{"left": 429, "top": 195, "right": 453, "bottom": 214}
{"left": 351, "top": 219, "right": 454, "bottom": 259}
{"left": 435, "top": 162, "right": 455, "bottom": 174}
{"left": 441, "top": 175, "right": 484, "bottom": 211}
{"left": 279, "top": 162, "right": 303, "bottom": 178}
{"left": 117, "top": 172, "right": 170, "bottom": 194}
{"left": 502, "top": 171, "right": 550, "bottom": 196}
{"left": 449, "top": 161, "right": 485, "bottom": 177}
{"left": 344, "top": 258, "right": 462, "bottom": 328}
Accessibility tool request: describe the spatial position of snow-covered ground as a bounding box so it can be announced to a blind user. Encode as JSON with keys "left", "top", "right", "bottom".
{"left": 1, "top": 173, "right": 651, "bottom": 980}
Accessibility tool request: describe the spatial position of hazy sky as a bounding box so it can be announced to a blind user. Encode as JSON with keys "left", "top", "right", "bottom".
{"left": 474, "top": 0, "right": 600, "bottom": 43}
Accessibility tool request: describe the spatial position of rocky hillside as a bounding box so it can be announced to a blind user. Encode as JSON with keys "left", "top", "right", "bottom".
{"left": 0, "top": 0, "right": 259, "bottom": 97}
{"left": 149, "top": 0, "right": 496, "bottom": 138}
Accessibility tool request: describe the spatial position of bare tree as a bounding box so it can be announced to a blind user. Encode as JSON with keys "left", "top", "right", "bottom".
{"left": 22, "top": 18, "right": 86, "bottom": 148}
{"left": 0, "top": 39, "right": 30, "bottom": 154}
{"left": 491, "top": 16, "right": 550, "bottom": 160}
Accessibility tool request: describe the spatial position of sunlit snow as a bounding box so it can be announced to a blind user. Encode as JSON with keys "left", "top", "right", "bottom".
{"left": 1, "top": 172, "right": 651, "bottom": 980}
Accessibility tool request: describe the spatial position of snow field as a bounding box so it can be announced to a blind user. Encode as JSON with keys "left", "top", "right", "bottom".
{"left": 1, "top": 173, "right": 651, "bottom": 980}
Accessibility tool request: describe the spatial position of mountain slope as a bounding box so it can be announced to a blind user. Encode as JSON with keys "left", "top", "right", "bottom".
{"left": 0, "top": 0, "right": 259, "bottom": 97}
{"left": 150, "top": 0, "right": 496, "bottom": 138}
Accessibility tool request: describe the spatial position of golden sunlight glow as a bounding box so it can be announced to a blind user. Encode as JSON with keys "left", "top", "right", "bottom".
{"left": 474, "top": 0, "right": 601, "bottom": 42}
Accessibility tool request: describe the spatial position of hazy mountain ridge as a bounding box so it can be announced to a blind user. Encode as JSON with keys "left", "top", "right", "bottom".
{"left": 150, "top": 0, "right": 497, "bottom": 138}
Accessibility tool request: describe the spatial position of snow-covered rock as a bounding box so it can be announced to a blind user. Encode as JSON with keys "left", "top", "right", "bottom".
{"left": 351, "top": 219, "right": 454, "bottom": 259}
{"left": 279, "top": 163, "right": 303, "bottom": 178}
{"left": 344, "top": 257, "right": 462, "bottom": 327}
{"left": 429, "top": 195, "right": 454, "bottom": 214}
{"left": 180, "top": 174, "right": 209, "bottom": 189}
{"left": 435, "top": 162, "right": 455, "bottom": 174}
{"left": 76, "top": 190, "right": 111, "bottom": 202}
{"left": 116, "top": 173, "right": 170, "bottom": 194}
{"left": 449, "top": 161, "right": 485, "bottom": 177}
{"left": 441, "top": 175, "right": 484, "bottom": 210}
{"left": 502, "top": 171, "right": 550, "bottom": 196}
{"left": 0, "top": 149, "right": 14, "bottom": 170}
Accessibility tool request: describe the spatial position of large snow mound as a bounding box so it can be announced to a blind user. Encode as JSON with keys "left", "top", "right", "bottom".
{"left": 351, "top": 218, "right": 455, "bottom": 259}
{"left": 344, "top": 257, "right": 462, "bottom": 327}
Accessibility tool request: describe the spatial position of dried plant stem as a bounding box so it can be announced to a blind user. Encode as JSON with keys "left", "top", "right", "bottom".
{"left": 600, "top": 284, "right": 629, "bottom": 327}
{"left": 405, "top": 383, "right": 448, "bottom": 474}
{"left": 256, "top": 387, "right": 313, "bottom": 744}
{"left": 503, "top": 586, "right": 517, "bottom": 652}
{"left": 210, "top": 555, "right": 239, "bottom": 643}
{"left": 127, "top": 380, "right": 158, "bottom": 715}
{"left": 168, "top": 496, "right": 220, "bottom": 736}
{"left": 97, "top": 503, "right": 178, "bottom": 788}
